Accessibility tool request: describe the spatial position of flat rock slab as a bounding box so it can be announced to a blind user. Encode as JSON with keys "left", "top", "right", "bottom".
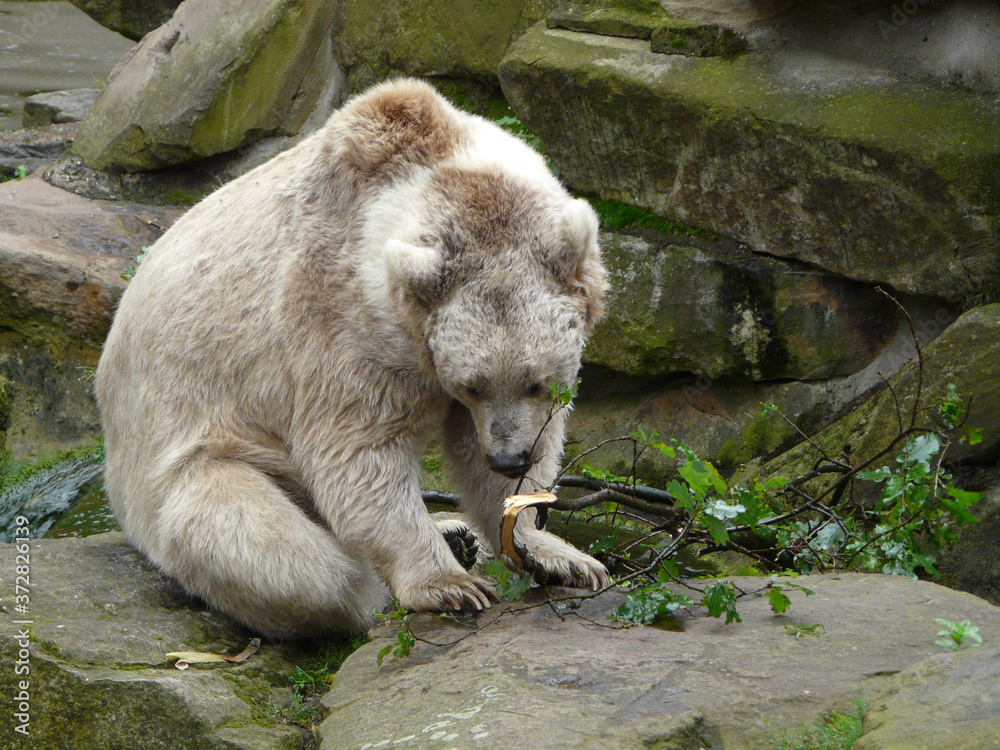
{"left": 0, "top": 533, "right": 309, "bottom": 749}
{"left": 320, "top": 574, "right": 1000, "bottom": 749}
{"left": 0, "top": 175, "right": 182, "bottom": 344}
{"left": 22, "top": 89, "right": 100, "bottom": 128}
{"left": 499, "top": 23, "right": 1000, "bottom": 299}
{"left": 856, "top": 642, "right": 1000, "bottom": 750}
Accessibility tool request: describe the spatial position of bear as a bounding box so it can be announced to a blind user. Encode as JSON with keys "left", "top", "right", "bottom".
{"left": 95, "top": 78, "right": 610, "bottom": 638}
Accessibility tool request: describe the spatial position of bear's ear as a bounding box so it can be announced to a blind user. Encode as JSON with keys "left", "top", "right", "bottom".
{"left": 558, "top": 199, "right": 608, "bottom": 331}
{"left": 386, "top": 239, "right": 446, "bottom": 305}
{"left": 338, "top": 79, "right": 462, "bottom": 176}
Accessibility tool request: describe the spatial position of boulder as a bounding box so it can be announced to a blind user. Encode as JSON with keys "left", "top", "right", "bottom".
{"left": 588, "top": 230, "right": 899, "bottom": 380}
{"left": 72, "top": 0, "right": 343, "bottom": 172}
{"left": 0, "top": 175, "right": 182, "bottom": 457}
{"left": 319, "top": 574, "right": 1000, "bottom": 749}
{"left": 331, "top": 0, "right": 561, "bottom": 94}
{"left": 855, "top": 643, "right": 1000, "bottom": 750}
{"left": 498, "top": 22, "right": 1000, "bottom": 299}
{"left": 68, "top": 0, "right": 182, "bottom": 41}
{"left": 0, "top": 533, "right": 311, "bottom": 749}
{"left": 659, "top": 0, "right": 1000, "bottom": 96}
{"left": 21, "top": 89, "right": 100, "bottom": 128}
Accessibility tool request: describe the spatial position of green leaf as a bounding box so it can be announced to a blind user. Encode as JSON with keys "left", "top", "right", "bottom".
{"left": 376, "top": 644, "right": 394, "bottom": 666}
{"left": 767, "top": 587, "right": 791, "bottom": 614}
{"left": 651, "top": 441, "right": 676, "bottom": 458}
{"left": 703, "top": 515, "right": 730, "bottom": 546}
{"left": 857, "top": 468, "right": 891, "bottom": 482}
{"left": 903, "top": 433, "right": 941, "bottom": 467}
{"left": 701, "top": 581, "right": 742, "bottom": 625}
{"left": 759, "top": 476, "right": 788, "bottom": 491}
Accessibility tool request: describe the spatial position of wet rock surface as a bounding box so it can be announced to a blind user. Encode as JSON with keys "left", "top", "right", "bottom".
{"left": 590, "top": 231, "right": 900, "bottom": 380}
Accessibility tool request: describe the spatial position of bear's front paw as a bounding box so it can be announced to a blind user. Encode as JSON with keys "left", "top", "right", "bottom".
{"left": 532, "top": 553, "right": 610, "bottom": 591}
{"left": 398, "top": 573, "right": 499, "bottom": 613}
{"left": 513, "top": 529, "right": 611, "bottom": 591}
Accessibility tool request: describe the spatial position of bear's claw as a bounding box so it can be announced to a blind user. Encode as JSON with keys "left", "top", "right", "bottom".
{"left": 399, "top": 574, "right": 499, "bottom": 614}
{"left": 442, "top": 525, "right": 480, "bottom": 571}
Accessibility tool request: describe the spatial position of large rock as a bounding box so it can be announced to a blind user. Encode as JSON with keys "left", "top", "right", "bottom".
{"left": 72, "top": 0, "right": 343, "bottom": 172}
{"left": 0, "top": 534, "right": 310, "bottom": 749}
{"left": 589, "top": 230, "right": 899, "bottom": 380}
{"left": 331, "top": 0, "right": 561, "bottom": 94}
{"left": 855, "top": 643, "right": 1000, "bottom": 750}
{"left": 660, "top": 0, "right": 1000, "bottom": 96}
{"left": 569, "top": 330, "right": 920, "bottom": 480}
{"left": 319, "top": 574, "right": 1000, "bottom": 749}
{"left": 68, "top": 0, "right": 182, "bottom": 41}
{"left": 0, "top": 175, "right": 181, "bottom": 457}
{"left": 498, "top": 22, "right": 1000, "bottom": 299}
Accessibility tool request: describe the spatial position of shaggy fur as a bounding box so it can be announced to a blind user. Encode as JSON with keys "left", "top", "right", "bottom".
{"left": 96, "top": 78, "right": 609, "bottom": 637}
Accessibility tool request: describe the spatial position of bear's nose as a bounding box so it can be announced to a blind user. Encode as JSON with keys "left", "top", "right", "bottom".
{"left": 487, "top": 451, "right": 531, "bottom": 479}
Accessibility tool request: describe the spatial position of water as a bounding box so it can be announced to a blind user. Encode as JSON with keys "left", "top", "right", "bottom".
{"left": 0, "top": 454, "right": 115, "bottom": 541}
{"left": 0, "top": 1, "right": 134, "bottom": 130}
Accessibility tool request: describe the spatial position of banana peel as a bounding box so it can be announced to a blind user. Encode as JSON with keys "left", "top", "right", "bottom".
{"left": 500, "top": 492, "right": 558, "bottom": 568}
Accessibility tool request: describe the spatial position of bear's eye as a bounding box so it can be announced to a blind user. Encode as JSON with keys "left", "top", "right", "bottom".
{"left": 526, "top": 383, "right": 545, "bottom": 398}
{"left": 462, "top": 385, "right": 482, "bottom": 400}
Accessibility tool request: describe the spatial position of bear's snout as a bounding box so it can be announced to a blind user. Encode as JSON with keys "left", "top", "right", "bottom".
{"left": 487, "top": 450, "right": 531, "bottom": 479}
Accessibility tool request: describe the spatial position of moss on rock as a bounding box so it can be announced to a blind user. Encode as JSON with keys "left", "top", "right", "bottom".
{"left": 499, "top": 24, "right": 1000, "bottom": 299}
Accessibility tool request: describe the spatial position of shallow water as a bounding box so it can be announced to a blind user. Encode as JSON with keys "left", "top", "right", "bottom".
{"left": 0, "top": 1, "right": 134, "bottom": 129}
{"left": 0, "top": 454, "right": 113, "bottom": 541}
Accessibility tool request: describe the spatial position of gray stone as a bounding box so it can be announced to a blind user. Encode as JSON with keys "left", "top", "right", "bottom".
{"left": 588, "top": 231, "right": 899, "bottom": 380}
{"left": 68, "top": 0, "right": 182, "bottom": 41}
{"left": 72, "top": 0, "right": 343, "bottom": 172}
{"left": 319, "top": 574, "right": 1000, "bottom": 749}
{"left": 22, "top": 89, "right": 99, "bottom": 128}
{"left": 498, "top": 23, "right": 1000, "bottom": 299}
{"left": 855, "top": 643, "right": 1000, "bottom": 750}
{"left": 0, "top": 123, "right": 77, "bottom": 182}
{"left": 0, "top": 533, "right": 309, "bottom": 749}
{"left": 331, "top": 0, "right": 561, "bottom": 94}
{"left": 658, "top": 0, "right": 1000, "bottom": 96}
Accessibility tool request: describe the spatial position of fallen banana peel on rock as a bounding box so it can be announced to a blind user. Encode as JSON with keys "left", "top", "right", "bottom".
{"left": 500, "top": 492, "right": 558, "bottom": 568}
{"left": 167, "top": 637, "right": 261, "bottom": 670}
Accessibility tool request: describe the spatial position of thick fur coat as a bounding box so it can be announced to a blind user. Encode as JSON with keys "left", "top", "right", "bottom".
{"left": 96, "top": 79, "right": 609, "bottom": 637}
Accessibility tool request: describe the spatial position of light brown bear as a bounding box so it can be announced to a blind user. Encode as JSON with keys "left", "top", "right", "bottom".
{"left": 96, "top": 78, "right": 609, "bottom": 637}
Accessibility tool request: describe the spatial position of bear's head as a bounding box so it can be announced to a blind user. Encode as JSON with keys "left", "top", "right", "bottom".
{"left": 349, "top": 79, "right": 607, "bottom": 478}
{"left": 388, "top": 169, "right": 606, "bottom": 478}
